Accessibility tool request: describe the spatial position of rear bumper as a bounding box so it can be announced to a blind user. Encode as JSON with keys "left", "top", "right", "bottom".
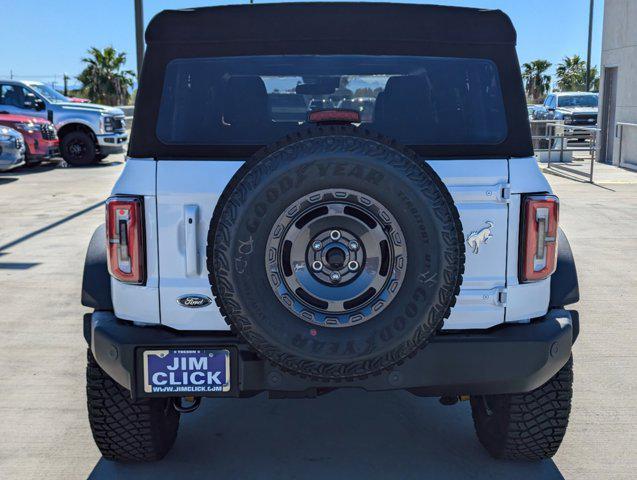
{"left": 86, "top": 309, "right": 577, "bottom": 400}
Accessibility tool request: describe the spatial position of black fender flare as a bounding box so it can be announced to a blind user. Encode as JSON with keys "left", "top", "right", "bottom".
{"left": 81, "top": 224, "right": 112, "bottom": 311}
{"left": 549, "top": 228, "right": 579, "bottom": 307}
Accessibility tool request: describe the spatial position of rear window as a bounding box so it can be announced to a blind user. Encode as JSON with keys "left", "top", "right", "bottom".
{"left": 156, "top": 55, "right": 507, "bottom": 147}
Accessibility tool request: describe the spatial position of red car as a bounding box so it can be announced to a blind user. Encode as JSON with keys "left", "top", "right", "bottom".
{"left": 0, "top": 113, "right": 59, "bottom": 166}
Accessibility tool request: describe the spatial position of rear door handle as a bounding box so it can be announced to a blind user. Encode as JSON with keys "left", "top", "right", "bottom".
{"left": 184, "top": 204, "right": 199, "bottom": 277}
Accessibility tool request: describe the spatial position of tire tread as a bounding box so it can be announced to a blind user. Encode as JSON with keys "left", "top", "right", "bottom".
{"left": 207, "top": 126, "right": 465, "bottom": 380}
{"left": 86, "top": 349, "right": 179, "bottom": 462}
{"left": 471, "top": 357, "right": 573, "bottom": 460}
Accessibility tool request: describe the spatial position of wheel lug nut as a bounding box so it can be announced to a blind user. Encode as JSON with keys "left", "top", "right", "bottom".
{"left": 348, "top": 240, "right": 359, "bottom": 251}
{"left": 330, "top": 271, "right": 341, "bottom": 283}
{"left": 330, "top": 230, "right": 341, "bottom": 241}
{"left": 312, "top": 240, "right": 322, "bottom": 251}
{"left": 348, "top": 260, "right": 359, "bottom": 272}
{"left": 311, "top": 261, "right": 323, "bottom": 272}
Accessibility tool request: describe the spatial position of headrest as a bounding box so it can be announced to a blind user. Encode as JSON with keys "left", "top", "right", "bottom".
{"left": 223, "top": 76, "right": 270, "bottom": 126}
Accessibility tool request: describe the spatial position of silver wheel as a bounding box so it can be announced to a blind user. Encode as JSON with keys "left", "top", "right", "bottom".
{"left": 265, "top": 189, "right": 407, "bottom": 328}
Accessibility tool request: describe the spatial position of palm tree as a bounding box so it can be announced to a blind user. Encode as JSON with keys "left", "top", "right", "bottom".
{"left": 77, "top": 46, "right": 135, "bottom": 105}
{"left": 521, "top": 60, "right": 552, "bottom": 102}
{"left": 555, "top": 55, "right": 587, "bottom": 92}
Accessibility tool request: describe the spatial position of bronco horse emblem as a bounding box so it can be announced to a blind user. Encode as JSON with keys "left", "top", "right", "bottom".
{"left": 467, "top": 221, "right": 494, "bottom": 254}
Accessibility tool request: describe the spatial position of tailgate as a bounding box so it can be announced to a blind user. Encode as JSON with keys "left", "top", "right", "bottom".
{"left": 428, "top": 160, "right": 509, "bottom": 329}
{"left": 156, "top": 159, "right": 509, "bottom": 331}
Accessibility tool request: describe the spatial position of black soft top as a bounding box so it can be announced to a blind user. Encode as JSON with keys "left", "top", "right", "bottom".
{"left": 130, "top": 2, "right": 532, "bottom": 160}
{"left": 145, "top": 3, "right": 516, "bottom": 46}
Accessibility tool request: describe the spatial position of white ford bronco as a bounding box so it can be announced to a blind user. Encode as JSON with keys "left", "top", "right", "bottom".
{"left": 82, "top": 3, "right": 579, "bottom": 463}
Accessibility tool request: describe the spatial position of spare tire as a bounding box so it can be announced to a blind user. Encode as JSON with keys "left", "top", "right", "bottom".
{"left": 208, "top": 127, "right": 464, "bottom": 380}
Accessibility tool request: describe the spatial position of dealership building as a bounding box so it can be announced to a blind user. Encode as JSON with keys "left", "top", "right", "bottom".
{"left": 598, "top": 0, "right": 637, "bottom": 170}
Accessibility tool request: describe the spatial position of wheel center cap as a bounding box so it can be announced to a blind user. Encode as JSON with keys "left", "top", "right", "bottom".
{"left": 326, "top": 247, "right": 346, "bottom": 269}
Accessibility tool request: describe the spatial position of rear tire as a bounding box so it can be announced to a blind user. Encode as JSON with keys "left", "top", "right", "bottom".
{"left": 86, "top": 349, "right": 180, "bottom": 462}
{"left": 61, "top": 131, "right": 96, "bottom": 166}
{"left": 470, "top": 357, "right": 573, "bottom": 461}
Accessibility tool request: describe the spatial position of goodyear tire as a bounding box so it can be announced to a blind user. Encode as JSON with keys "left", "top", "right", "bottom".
{"left": 208, "top": 127, "right": 464, "bottom": 380}
{"left": 471, "top": 357, "right": 574, "bottom": 460}
{"left": 86, "top": 350, "right": 180, "bottom": 462}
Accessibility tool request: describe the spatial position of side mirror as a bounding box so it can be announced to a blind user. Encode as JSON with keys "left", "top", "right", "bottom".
{"left": 34, "top": 98, "right": 46, "bottom": 111}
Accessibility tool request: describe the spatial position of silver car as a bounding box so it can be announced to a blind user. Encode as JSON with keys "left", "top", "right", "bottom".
{"left": 0, "top": 126, "right": 25, "bottom": 172}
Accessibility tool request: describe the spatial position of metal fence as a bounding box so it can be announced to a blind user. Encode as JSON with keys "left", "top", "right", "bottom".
{"left": 530, "top": 119, "right": 600, "bottom": 183}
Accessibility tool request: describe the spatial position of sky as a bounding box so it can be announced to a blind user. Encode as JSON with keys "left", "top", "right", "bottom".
{"left": 0, "top": 0, "right": 604, "bottom": 90}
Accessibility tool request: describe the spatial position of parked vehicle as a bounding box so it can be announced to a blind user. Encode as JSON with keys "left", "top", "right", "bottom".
{"left": 82, "top": 3, "right": 578, "bottom": 463}
{"left": 0, "top": 80, "right": 127, "bottom": 166}
{"left": 536, "top": 92, "right": 598, "bottom": 124}
{"left": 0, "top": 126, "right": 25, "bottom": 171}
{"left": 338, "top": 97, "right": 376, "bottom": 122}
{"left": 0, "top": 114, "right": 58, "bottom": 167}
{"left": 535, "top": 92, "right": 598, "bottom": 140}
{"left": 308, "top": 98, "right": 334, "bottom": 111}
{"left": 269, "top": 93, "right": 308, "bottom": 122}
{"left": 527, "top": 104, "right": 542, "bottom": 120}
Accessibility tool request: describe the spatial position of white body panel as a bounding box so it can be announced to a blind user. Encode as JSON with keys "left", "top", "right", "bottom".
{"left": 156, "top": 161, "right": 242, "bottom": 329}
{"left": 110, "top": 159, "right": 161, "bottom": 324}
{"left": 428, "top": 160, "right": 509, "bottom": 329}
{"left": 110, "top": 156, "right": 552, "bottom": 331}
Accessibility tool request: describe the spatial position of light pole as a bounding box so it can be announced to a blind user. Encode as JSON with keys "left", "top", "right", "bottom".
{"left": 134, "top": 0, "right": 144, "bottom": 80}
{"left": 585, "top": 0, "right": 594, "bottom": 91}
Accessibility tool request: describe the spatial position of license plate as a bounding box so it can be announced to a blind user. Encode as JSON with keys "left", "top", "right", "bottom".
{"left": 142, "top": 349, "right": 230, "bottom": 394}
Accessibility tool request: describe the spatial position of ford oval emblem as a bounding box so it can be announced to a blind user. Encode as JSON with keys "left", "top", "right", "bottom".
{"left": 177, "top": 294, "right": 213, "bottom": 308}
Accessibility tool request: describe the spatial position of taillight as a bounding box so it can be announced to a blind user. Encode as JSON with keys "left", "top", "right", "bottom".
{"left": 520, "top": 195, "right": 559, "bottom": 283}
{"left": 105, "top": 196, "right": 145, "bottom": 284}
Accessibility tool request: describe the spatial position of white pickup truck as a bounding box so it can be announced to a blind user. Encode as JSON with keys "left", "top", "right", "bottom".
{"left": 81, "top": 3, "right": 579, "bottom": 463}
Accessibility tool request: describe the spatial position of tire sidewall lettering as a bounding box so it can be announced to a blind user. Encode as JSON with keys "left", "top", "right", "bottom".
{"left": 210, "top": 130, "right": 464, "bottom": 379}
